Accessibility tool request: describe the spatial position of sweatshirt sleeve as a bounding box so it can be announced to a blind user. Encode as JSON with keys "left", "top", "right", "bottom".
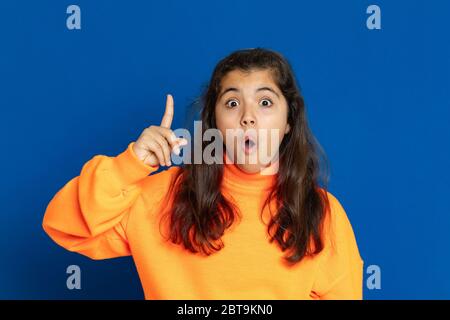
{"left": 42, "top": 142, "right": 158, "bottom": 260}
{"left": 311, "top": 192, "right": 364, "bottom": 300}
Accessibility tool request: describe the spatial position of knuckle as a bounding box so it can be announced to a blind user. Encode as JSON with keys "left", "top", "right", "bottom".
{"left": 161, "top": 127, "right": 173, "bottom": 136}
{"left": 148, "top": 140, "right": 159, "bottom": 150}
{"left": 144, "top": 127, "right": 154, "bottom": 135}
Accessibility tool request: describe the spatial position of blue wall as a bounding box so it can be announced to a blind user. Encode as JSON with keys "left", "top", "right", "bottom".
{"left": 0, "top": 0, "right": 449, "bottom": 299}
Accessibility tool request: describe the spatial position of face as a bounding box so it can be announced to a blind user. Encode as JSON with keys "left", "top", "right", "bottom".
{"left": 215, "top": 69, "right": 291, "bottom": 174}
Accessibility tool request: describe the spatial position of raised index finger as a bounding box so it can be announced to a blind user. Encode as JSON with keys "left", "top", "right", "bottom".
{"left": 160, "top": 94, "right": 174, "bottom": 128}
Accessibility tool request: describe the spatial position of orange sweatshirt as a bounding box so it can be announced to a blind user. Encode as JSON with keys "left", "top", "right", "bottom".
{"left": 42, "top": 142, "right": 364, "bottom": 300}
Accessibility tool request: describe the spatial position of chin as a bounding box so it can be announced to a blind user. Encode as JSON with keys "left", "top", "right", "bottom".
{"left": 235, "top": 162, "right": 264, "bottom": 174}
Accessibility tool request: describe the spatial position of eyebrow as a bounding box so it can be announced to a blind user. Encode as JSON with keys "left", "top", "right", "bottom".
{"left": 218, "top": 86, "right": 280, "bottom": 99}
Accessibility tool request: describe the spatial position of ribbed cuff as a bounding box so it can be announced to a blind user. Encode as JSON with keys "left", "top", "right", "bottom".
{"left": 112, "top": 142, "right": 159, "bottom": 186}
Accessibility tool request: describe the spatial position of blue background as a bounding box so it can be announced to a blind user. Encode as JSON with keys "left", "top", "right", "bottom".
{"left": 0, "top": 0, "right": 449, "bottom": 299}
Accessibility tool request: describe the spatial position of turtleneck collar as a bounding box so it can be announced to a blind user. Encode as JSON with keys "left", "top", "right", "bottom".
{"left": 221, "top": 153, "right": 278, "bottom": 194}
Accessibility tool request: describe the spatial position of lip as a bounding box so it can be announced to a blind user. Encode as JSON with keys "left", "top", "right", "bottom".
{"left": 242, "top": 134, "right": 257, "bottom": 155}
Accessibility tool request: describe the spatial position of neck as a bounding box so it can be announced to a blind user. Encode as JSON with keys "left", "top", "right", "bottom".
{"left": 221, "top": 153, "right": 278, "bottom": 194}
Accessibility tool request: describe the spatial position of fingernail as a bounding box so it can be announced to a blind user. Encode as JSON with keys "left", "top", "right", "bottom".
{"left": 174, "top": 147, "right": 180, "bottom": 155}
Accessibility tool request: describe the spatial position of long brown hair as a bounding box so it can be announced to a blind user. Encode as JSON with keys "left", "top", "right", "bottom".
{"left": 161, "top": 48, "right": 330, "bottom": 265}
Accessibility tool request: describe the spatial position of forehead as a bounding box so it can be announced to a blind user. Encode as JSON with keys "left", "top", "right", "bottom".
{"left": 220, "top": 69, "right": 278, "bottom": 89}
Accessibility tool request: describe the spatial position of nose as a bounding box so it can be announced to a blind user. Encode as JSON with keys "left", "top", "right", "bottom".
{"left": 240, "top": 110, "right": 256, "bottom": 128}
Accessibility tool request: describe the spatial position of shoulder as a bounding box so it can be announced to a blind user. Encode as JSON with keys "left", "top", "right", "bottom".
{"left": 324, "top": 190, "right": 351, "bottom": 229}
{"left": 318, "top": 189, "right": 360, "bottom": 253}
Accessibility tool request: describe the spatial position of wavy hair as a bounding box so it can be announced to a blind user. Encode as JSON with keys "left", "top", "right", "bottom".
{"left": 160, "top": 48, "right": 330, "bottom": 265}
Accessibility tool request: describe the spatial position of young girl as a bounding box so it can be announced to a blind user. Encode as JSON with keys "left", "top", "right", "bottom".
{"left": 42, "top": 48, "right": 364, "bottom": 300}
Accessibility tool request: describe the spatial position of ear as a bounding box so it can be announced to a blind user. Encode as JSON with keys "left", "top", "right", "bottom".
{"left": 285, "top": 124, "right": 291, "bottom": 134}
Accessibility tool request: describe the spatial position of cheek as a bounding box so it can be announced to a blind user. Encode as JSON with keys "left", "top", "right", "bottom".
{"left": 215, "top": 125, "right": 232, "bottom": 150}
{"left": 259, "top": 120, "right": 288, "bottom": 151}
{"left": 214, "top": 108, "right": 225, "bottom": 133}
{"left": 215, "top": 119, "right": 228, "bottom": 141}
{"left": 215, "top": 110, "right": 236, "bottom": 136}
{"left": 266, "top": 130, "right": 282, "bottom": 151}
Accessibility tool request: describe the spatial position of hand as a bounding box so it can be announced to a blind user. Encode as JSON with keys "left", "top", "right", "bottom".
{"left": 132, "top": 94, "right": 187, "bottom": 167}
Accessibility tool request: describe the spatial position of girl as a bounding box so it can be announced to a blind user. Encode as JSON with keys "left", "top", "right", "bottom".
{"left": 42, "top": 48, "right": 364, "bottom": 299}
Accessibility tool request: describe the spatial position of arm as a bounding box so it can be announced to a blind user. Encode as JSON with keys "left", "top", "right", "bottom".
{"left": 43, "top": 95, "right": 187, "bottom": 260}
{"left": 42, "top": 142, "right": 158, "bottom": 260}
{"left": 311, "top": 192, "right": 364, "bottom": 300}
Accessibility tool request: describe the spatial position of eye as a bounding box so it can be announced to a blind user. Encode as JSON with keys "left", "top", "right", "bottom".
{"left": 225, "top": 99, "right": 239, "bottom": 108}
{"left": 260, "top": 98, "right": 273, "bottom": 107}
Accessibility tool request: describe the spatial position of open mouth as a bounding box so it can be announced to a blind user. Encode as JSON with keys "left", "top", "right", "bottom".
{"left": 243, "top": 136, "right": 257, "bottom": 155}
